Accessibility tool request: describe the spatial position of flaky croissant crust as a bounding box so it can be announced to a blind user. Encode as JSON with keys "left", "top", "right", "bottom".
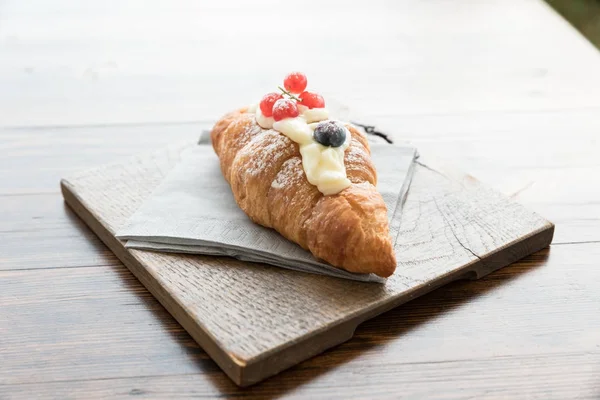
{"left": 210, "top": 108, "right": 396, "bottom": 277}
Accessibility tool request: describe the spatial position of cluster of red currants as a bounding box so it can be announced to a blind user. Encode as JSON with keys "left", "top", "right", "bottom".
{"left": 259, "top": 72, "right": 325, "bottom": 121}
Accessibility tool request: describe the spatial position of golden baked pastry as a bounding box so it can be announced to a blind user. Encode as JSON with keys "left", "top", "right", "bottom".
{"left": 209, "top": 73, "right": 396, "bottom": 277}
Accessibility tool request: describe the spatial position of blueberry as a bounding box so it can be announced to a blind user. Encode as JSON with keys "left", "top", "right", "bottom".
{"left": 313, "top": 121, "right": 346, "bottom": 147}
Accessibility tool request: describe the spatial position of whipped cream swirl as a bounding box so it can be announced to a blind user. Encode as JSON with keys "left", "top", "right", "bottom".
{"left": 253, "top": 104, "right": 351, "bottom": 195}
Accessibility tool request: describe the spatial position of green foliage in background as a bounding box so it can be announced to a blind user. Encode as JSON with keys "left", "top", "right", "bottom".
{"left": 547, "top": 0, "right": 600, "bottom": 49}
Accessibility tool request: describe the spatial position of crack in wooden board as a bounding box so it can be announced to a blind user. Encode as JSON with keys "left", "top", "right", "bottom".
{"left": 60, "top": 143, "right": 554, "bottom": 386}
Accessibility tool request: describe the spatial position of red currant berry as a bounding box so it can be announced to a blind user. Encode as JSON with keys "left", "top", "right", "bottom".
{"left": 298, "top": 91, "right": 325, "bottom": 109}
{"left": 260, "top": 92, "right": 283, "bottom": 117}
{"left": 283, "top": 72, "right": 308, "bottom": 94}
{"left": 272, "top": 98, "right": 299, "bottom": 121}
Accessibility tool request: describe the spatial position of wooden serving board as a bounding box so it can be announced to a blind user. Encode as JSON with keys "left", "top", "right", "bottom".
{"left": 61, "top": 142, "right": 554, "bottom": 387}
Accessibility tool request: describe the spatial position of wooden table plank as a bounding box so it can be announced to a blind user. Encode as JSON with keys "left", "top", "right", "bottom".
{"left": 2, "top": 244, "right": 600, "bottom": 398}
{"left": 4, "top": 352, "right": 599, "bottom": 400}
{"left": 1, "top": 0, "right": 600, "bottom": 127}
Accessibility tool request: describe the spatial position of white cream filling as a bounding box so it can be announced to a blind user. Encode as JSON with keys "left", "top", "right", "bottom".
{"left": 298, "top": 104, "right": 329, "bottom": 123}
{"left": 255, "top": 106, "right": 275, "bottom": 129}
{"left": 274, "top": 116, "right": 351, "bottom": 196}
{"left": 298, "top": 135, "right": 351, "bottom": 195}
{"left": 249, "top": 102, "right": 351, "bottom": 195}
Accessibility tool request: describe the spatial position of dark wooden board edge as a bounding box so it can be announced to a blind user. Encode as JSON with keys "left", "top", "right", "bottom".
{"left": 60, "top": 180, "right": 247, "bottom": 384}
{"left": 239, "top": 221, "right": 555, "bottom": 386}
{"left": 60, "top": 167, "right": 555, "bottom": 387}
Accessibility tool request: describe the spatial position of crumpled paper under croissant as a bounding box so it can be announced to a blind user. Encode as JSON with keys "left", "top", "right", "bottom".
{"left": 116, "top": 133, "right": 418, "bottom": 283}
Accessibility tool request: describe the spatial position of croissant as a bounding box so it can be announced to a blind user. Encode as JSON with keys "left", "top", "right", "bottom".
{"left": 210, "top": 106, "right": 396, "bottom": 278}
{"left": 210, "top": 73, "right": 398, "bottom": 278}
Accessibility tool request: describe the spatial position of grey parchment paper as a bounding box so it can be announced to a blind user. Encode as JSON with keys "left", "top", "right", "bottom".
{"left": 117, "top": 136, "right": 417, "bottom": 283}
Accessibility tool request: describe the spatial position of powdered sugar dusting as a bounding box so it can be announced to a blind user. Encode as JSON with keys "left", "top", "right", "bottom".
{"left": 345, "top": 142, "right": 367, "bottom": 165}
{"left": 246, "top": 131, "right": 292, "bottom": 177}
{"left": 271, "top": 180, "right": 285, "bottom": 190}
{"left": 239, "top": 120, "right": 262, "bottom": 144}
{"left": 271, "top": 158, "right": 304, "bottom": 190}
{"left": 272, "top": 99, "right": 297, "bottom": 117}
{"left": 355, "top": 181, "right": 372, "bottom": 189}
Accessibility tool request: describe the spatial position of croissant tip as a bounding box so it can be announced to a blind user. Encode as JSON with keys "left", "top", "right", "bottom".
{"left": 377, "top": 263, "right": 397, "bottom": 278}
{"left": 370, "top": 252, "right": 397, "bottom": 278}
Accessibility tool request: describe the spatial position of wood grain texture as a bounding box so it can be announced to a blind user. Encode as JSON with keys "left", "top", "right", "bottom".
{"left": 2, "top": 0, "right": 600, "bottom": 127}
{"left": 3, "top": 245, "right": 600, "bottom": 399}
{"left": 1, "top": 0, "right": 600, "bottom": 397}
{"left": 59, "top": 143, "right": 553, "bottom": 385}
